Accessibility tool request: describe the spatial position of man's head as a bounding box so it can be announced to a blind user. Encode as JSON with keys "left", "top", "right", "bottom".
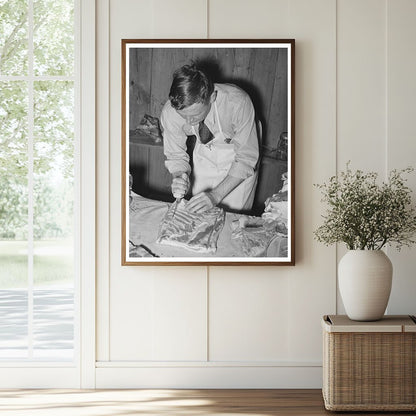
{"left": 169, "top": 63, "right": 216, "bottom": 126}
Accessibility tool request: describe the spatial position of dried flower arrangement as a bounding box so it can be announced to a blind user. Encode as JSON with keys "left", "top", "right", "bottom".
{"left": 314, "top": 164, "right": 416, "bottom": 250}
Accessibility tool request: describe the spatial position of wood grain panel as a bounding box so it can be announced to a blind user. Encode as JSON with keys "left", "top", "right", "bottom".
{"left": 215, "top": 48, "right": 236, "bottom": 79}
{"left": 129, "top": 47, "right": 288, "bottom": 137}
{"left": 150, "top": 48, "right": 190, "bottom": 118}
{"left": 129, "top": 142, "right": 149, "bottom": 196}
{"left": 268, "top": 48, "right": 288, "bottom": 150}
{"left": 147, "top": 145, "right": 172, "bottom": 200}
{"left": 129, "top": 48, "right": 152, "bottom": 130}
{"left": 251, "top": 48, "right": 280, "bottom": 146}
{"left": 232, "top": 48, "right": 255, "bottom": 82}
{"left": 129, "top": 45, "right": 289, "bottom": 199}
{"left": 253, "top": 157, "right": 287, "bottom": 215}
{"left": 192, "top": 47, "right": 219, "bottom": 67}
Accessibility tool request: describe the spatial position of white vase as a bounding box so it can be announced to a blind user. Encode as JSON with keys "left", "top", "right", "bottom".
{"left": 338, "top": 250, "right": 393, "bottom": 321}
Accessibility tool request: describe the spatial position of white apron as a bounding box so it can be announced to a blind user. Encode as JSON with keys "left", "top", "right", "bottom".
{"left": 191, "top": 101, "right": 258, "bottom": 212}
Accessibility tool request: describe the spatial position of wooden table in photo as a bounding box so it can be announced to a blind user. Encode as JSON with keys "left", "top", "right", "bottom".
{"left": 128, "top": 193, "right": 288, "bottom": 258}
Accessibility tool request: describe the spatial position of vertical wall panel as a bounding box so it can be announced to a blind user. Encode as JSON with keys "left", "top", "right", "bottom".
{"left": 106, "top": 0, "right": 208, "bottom": 362}
{"left": 209, "top": 268, "right": 290, "bottom": 361}
{"left": 210, "top": 0, "right": 290, "bottom": 38}
{"left": 110, "top": 269, "right": 207, "bottom": 361}
{"left": 337, "top": 0, "right": 387, "bottom": 172}
{"left": 286, "top": 0, "right": 337, "bottom": 361}
{"left": 110, "top": 272, "right": 154, "bottom": 360}
{"left": 386, "top": 0, "right": 416, "bottom": 314}
{"left": 152, "top": 271, "right": 207, "bottom": 361}
{"left": 336, "top": 0, "right": 387, "bottom": 313}
{"left": 149, "top": 0, "right": 207, "bottom": 38}
{"left": 209, "top": 0, "right": 337, "bottom": 365}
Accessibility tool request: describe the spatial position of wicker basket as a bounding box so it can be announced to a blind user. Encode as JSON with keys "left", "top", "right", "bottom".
{"left": 322, "top": 315, "right": 416, "bottom": 411}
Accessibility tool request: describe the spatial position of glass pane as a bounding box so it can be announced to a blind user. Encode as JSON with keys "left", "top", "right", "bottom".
{"left": 0, "top": 0, "right": 28, "bottom": 76}
{"left": 33, "top": 81, "right": 74, "bottom": 258}
{"left": 33, "top": 80, "right": 74, "bottom": 359}
{"left": 0, "top": 289, "right": 28, "bottom": 359}
{"left": 0, "top": 81, "right": 28, "bottom": 359}
{"left": 0, "top": 81, "right": 29, "bottom": 254}
{"left": 33, "top": 0, "right": 74, "bottom": 76}
{"left": 33, "top": 287, "right": 74, "bottom": 360}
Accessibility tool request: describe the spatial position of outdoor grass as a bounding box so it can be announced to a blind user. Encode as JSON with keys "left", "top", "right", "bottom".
{"left": 0, "top": 240, "right": 73, "bottom": 289}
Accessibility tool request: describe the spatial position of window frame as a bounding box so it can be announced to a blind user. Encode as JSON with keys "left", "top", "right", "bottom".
{"left": 0, "top": 0, "right": 96, "bottom": 388}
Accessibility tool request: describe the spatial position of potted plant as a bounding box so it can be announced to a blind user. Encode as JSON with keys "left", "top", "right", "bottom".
{"left": 314, "top": 164, "right": 416, "bottom": 321}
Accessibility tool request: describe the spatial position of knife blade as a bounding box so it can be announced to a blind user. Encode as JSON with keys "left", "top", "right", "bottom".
{"left": 172, "top": 197, "right": 181, "bottom": 217}
{"left": 172, "top": 173, "right": 187, "bottom": 217}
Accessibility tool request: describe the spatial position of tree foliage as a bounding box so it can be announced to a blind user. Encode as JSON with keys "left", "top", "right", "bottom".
{"left": 33, "top": 0, "right": 74, "bottom": 76}
{"left": 0, "top": 0, "right": 74, "bottom": 240}
{"left": 0, "top": 0, "right": 28, "bottom": 75}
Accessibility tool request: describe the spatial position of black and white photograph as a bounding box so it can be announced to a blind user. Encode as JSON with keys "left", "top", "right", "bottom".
{"left": 122, "top": 40, "right": 295, "bottom": 265}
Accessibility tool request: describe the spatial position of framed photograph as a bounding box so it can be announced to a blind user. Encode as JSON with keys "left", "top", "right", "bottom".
{"left": 122, "top": 39, "right": 295, "bottom": 265}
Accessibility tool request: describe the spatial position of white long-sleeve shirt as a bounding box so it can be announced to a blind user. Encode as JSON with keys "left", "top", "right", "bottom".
{"left": 160, "top": 83, "right": 259, "bottom": 179}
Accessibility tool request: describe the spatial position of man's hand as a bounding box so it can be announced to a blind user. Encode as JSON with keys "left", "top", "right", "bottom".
{"left": 187, "top": 175, "right": 245, "bottom": 213}
{"left": 187, "top": 191, "right": 218, "bottom": 213}
{"left": 171, "top": 172, "right": 189, "bottom": 199}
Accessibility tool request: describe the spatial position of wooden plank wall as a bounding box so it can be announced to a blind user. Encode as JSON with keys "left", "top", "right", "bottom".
{"left": 129, "top": 47, "right": 288, "bottom": 151}
{"left": 129, "top": 47, "right": 289, "bottom": 209}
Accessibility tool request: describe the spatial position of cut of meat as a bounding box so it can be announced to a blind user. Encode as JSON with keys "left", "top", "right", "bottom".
{"left": 157, "top": 200, "right": 225, "bottom": 253}
{"left": 136, "top": 114, "right": 162, "bottom": 143}
{"left": 231, "top": 216, "right": 287, "bottom": 257}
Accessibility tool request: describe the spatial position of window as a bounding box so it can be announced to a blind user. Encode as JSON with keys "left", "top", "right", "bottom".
{"left": 0, "top": 0, "right": 78, "bottom": 362}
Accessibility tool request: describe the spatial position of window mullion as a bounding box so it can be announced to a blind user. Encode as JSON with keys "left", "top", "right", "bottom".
{"left": 27, "top": 0, "right": 34, "bottom": 360}
{"left": 0, "top": 76, "right": 75, "bottom": 81}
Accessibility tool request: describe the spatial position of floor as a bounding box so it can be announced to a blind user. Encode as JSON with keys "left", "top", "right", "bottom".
{"left": 0, "top": 389, "right": 413, "bottom": 416}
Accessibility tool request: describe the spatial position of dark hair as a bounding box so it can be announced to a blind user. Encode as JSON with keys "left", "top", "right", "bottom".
{"left": 169, "top": 63, "right": 214, "bottom": 110}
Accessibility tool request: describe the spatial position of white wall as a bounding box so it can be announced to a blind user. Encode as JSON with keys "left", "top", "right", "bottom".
{"left": 95, "top": 0, "right": 416, "bottom": 388}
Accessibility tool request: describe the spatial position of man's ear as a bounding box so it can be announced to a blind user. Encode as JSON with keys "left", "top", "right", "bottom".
{"left": 209, "top": 90, "right": 217, "bottom": 104}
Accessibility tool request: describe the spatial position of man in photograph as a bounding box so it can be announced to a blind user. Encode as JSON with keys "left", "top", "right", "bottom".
{"left": 160, "top": 63, "right": 259, "bottom": 214}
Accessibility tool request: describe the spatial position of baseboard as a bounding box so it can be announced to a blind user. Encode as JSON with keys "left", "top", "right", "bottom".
{"left": 95, "top": 365, "right": 323, "bottom": 389}
{"left": 0, "top": 367, "right": 80, "bottom": 388}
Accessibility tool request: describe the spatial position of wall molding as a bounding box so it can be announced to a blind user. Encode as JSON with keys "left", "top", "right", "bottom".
{"left": 96, "top": 360, "right": 321, "bottom": 368}
{"left": 0, "top": 368, "right": 80, "bottom": 389}
{"left": 96, "top": 365, "right": 322, "bottom": 389}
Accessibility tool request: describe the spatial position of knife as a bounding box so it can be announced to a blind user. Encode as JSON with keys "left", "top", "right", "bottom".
{"left": 172, "top": 197, "right": 181, "bottom": 218}
{"left": 172, "top": 173, "right": 187, "bottom": 217}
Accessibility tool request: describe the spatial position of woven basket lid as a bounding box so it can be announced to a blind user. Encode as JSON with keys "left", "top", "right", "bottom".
{"left": 322, "top": 315, "right": 416, "bottom": 333}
